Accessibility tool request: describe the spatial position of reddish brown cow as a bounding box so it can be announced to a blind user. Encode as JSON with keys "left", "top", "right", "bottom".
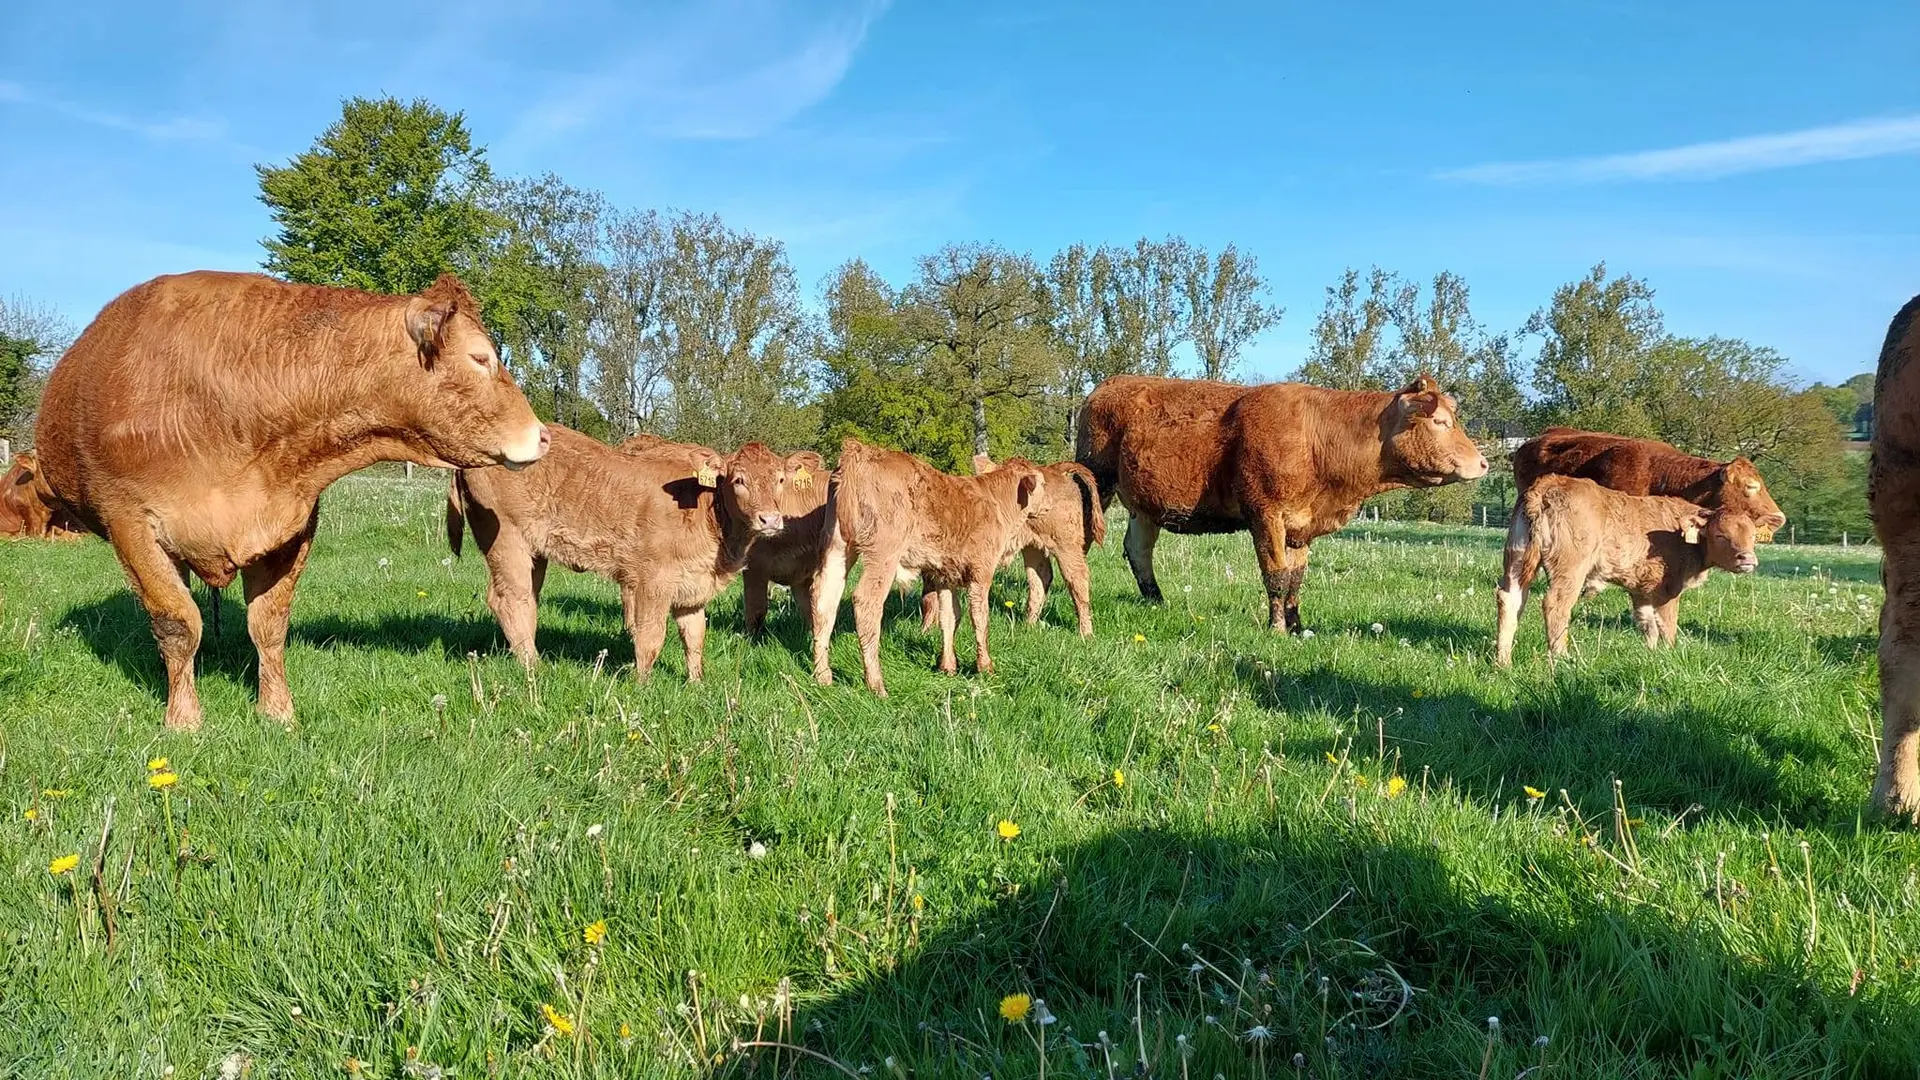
{"left": 1512, "top": 427, "right": 1786, "bottom": 535}
{"left": 1077, "top": 374, "right": 1488, "bottom": 631}
{"left": 916, "top": 454, "right": 1105, "bottom": 636}
{"left": 740, "top": 450, "right": 833, "bottom": 638}
{"left": 35, "top": 271, "right": 547, "bottom": 730}
{"left": 810, "top": 438, "right": 1045, "bottom": 696}
{"left": 1, "top": 453, "right": 82, "bottom": 539}
{"left": 448, "top": 425, "right": 789, "bottom": 680}
{"left": 1494, "top": 475, "right": 1760, "bottom": 665}
{"left": 1870, "top": 293, "right": 1920, "bottom": 821}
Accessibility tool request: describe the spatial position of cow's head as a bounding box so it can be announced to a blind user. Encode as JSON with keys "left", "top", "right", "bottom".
{"left": 403, "top": 273, "right": 550, "bottom": 471}
{"left": 698, "top": 441, "right": 788, "bottom": 537}
{"left": 1, "top": 453, "right": 59, "bottom": 538}
{"left": 1719, "top": 458, "right": 1786, "bottom": 542}
{"left": 1683, "top": 507, "right": 1762, "bottom": 575}
{"left": 1382, "top": 375, "right": 1490, "bottom": 485}
{"left": 781, "top": 450, "right": 830, "bottom": 515}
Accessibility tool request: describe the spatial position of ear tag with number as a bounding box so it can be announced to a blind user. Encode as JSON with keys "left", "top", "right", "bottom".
{"left": 697, "top": 463, "right": 719, "bottom": 488}
{"left": 793, "top": 465, "right": 813, "bottom": 489}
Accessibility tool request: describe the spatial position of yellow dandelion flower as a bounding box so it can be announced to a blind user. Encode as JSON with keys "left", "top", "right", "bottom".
{"left": 1325, "top": 751, "right": 1341, "bottom": 765}
{"left": 1353, "top": 774, "right": 1370, "bottom": 788}
{"left": 41, "top": 789, "right": 71, "bottom": 798}
{"left": 911, "top": 894, "right": 925, "bottom": 912}
{"left": 619, "top": 1022, "right": 632, "bottom": 1040}
{"left": 996, "top": 819, "right": 1021, "bottom": 841}
{"left": 541, "top": 1003, "right": 575, "bottom": 1037}
{"left": 24, "top": 807, "right": 39, "bottom": 822}
{"left": 1206, "top": 722, "right": 1222, "bottom": 734}
{"left": 1112, "top": 768, "right": 1126, "bottom": 788}
{"left": 1412, "top": 689, "right": 1425, "bottom": 699}
{"left": 1003, "top": 600, "right": 1015, "bottom": 609}
{"left": 1131, "top": 633, "right": 1145, "bottom": 643}
{"left": 1523, "top": 786, "right": 1547, "bottom": 800}
{"left": 149, "top": 772, "right": 179, "bottom": 790}
{"left": 49, "top": 854, "right": 80, "bottom": 875}
{"left": 416, "top": 590, "right": 428, "bottom": 599}
{"left": 583, "top": 920, "right": 608, "bottom": 946}
{"left": 147, "top": 757, "right": 169, "bottom": 772}
{"left": 999, "top": 993, "right": 1032, "bottom": 1023}
{"left": 1386, "top": 776, "right": 1408, "bottom": 799}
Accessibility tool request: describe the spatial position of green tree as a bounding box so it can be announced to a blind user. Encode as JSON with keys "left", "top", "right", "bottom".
{"left": 589, "top": 208, "right": 668, "bottom": 437}
{"left": 1297, "top": 267, "right": 1397, "bottom": 390}
{"left": 1524, "top": 263, "right": 1665, "bottom": 434}
{"left": 816, "top": 260, "right": 972, "bottom": 468}
{"left": 903, "top": 244, "right": 1060, "bottom": 458}
{"left": 257, "top": 96, "right": 497, "bottom": 295}
{"left": 1183, "top": 243, "right": 1282, "bottom": 381}
{"left": 0, "top": 295, "right": 73, "bottom": 446}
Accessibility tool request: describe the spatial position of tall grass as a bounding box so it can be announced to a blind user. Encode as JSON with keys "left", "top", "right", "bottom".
{"left": 0, "top": 472, "right": 1910, "bottom": 1079}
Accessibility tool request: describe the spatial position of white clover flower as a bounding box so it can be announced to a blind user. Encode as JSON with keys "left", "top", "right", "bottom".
{"left": 1371, "top": 622, "right": 1385, "bottom": 634}
{"left": 586, "top": 823, "right": 604, "bottom": 840}
{"left": 747, "top": 841, "right": 768, "bottom": 860}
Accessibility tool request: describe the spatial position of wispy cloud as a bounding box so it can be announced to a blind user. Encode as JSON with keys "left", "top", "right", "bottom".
{"left": 0, "top": 80, "right": 226, "bottom": 142}
{"left": 508, "top": 0, "right": 888, "bottom": 149}
{"left": 1438, "top": 113, "right": 1920, "bottom": 185}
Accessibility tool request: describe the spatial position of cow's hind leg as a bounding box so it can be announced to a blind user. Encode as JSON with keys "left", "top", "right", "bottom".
{"left": 743, "top": 569, "right": 771, "bottom": 640}
{"left": 1493, "top": 534, "right": 1539, "bottom": 667}
{"left": 1123, "top": 515, "right": 1163, "bottom": 602}
{"left": 621, "top": 585, "right": 672, "bottom": 680}
{"left": 850, "top": 549, "right": 902, "bottom": 696}
{"left": 240, "top": 507, "right": 319, "bottom": 723}
{"left": 919, "top": 588, "right": 940, "bottom": 632}
{"left": 1280, "top": 540, "right": 1312, "bottom": 634}
{"left": 1248, "top": 509, "right": 1291, "bottom": 632}
{"left": 1875, "top": 554, "right": 1920, "bottom": 820}
{"left": 967, "top": 570, "right": 996, "bottom": 675}
{"left": 1056, "top": 546, "right": 1094, "bottom": 637}
{"left": 109, "top": 517, "right": 205, "bottom": 731}
{"left": 1023, "top": 548, "right": 1053, "bottom": 626}
{"left": 1543, "top": 574, "right": 1584, "bottom": 659}
{"left": 810, "top": 535, "right": 851, "bottom": 686}
{"left": 933, "top": 587, "right": 958, "bottom": 674}
{"left": 673, "top": 605, "right": 708, "bottom": 682}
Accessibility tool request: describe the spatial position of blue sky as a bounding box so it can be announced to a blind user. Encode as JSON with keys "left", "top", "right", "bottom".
{"left": 2, "top": 0, "right": 1915, "bottom": 384}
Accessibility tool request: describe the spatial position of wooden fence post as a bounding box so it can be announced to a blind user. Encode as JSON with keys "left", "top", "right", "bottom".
{"left": 405, "top": 462, "right": 414, "bottom": 480}
{"left": 0, "top": 438, "right": 10, "bottom": 467}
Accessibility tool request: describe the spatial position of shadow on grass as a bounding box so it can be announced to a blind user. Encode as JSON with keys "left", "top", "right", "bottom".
{"left": 731, "top": 824, "right": 1910, "bottom": 1079}
{"left": 1231, "top": 658, "right": 1854, "bottom": 829}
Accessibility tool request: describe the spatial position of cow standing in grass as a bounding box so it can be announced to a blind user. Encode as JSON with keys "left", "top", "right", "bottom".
{"left": 1494, "top": 475, "right": 1761, "bottom": 665}
{"left": 810, "top": 438, "right": 1046, "bottom": 696}
{"left": 917, "top": 454, "right": 1105, "bottom": 637}
{"left": 1077, "top": 374, "right": 1489, "bottom": 633}
{"left": 1871, "top": 293, "right": 1920, "bottom": 821}
{"left": 740, "top": 450, "right": 833, "bottom": 639}
{"left": 448, "top": 426, "right": 789, "bottom": 681}
{"left": 34, "top": 271, "right": 549, "bottom": 730}
{"left": 1512, "top": 427, "right": 1786, "bottom": 537}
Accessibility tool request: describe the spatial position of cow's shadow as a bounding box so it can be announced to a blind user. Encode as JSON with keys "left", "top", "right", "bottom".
{"left": 724, "top": 824, "right": 1915, "bottom": 1078}
{"left": 1232, "top": 659, "right": 1857, "bottom": 829}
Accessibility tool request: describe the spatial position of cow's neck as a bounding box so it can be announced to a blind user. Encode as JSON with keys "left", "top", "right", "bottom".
{"left": 711, "top": 494, "right": 757, "bottom": 574}
{"left": 269, "top": 355, "right": 451, "bottom": 499}
{"left": 1661, "top": 457, "right": 1726, "bottom": 503}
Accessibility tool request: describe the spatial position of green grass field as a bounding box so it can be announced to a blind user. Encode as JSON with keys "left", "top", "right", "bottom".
{"left": 2, "top": 470, "right": 1913, "bottom": 1079}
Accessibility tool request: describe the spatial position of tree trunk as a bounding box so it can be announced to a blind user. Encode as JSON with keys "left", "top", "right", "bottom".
{"left": 971, "top": 390, "right": 989, "bottom": 458}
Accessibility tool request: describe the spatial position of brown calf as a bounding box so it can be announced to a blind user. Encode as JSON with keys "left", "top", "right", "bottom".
{"left": 35, "top": 271, "right": 547, "bottom": 730}
{"left": 448, "top": 426, "right": 789, "bottom": 681}
{"left": 1870, "top": 293, "right": 1920, "bottom": 821}
{"left": 740, "top": 450, "right": 833, "bottom": 638}
{"left": 1512, "top": 427, "right": 1786, "bottom": 537}
{"left": 1494, "top": 475, "right": 1760, "bottom": 665}
{"left": 1078, "top": 374, "right": 1488, "bottom": 632}
{"left": 0, "top": 453, "right": 82, "bottom": 539}
{"left": 917, "top": 454, "right": 1105, "bottom": 636}
{"left": 810, "top": 438, "right": 1045, "bottom": 696}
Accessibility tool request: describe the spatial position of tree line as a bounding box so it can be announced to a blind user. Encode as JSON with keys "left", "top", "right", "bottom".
{"left": 0, "top": 96, "right": 1877, "bottom": 542}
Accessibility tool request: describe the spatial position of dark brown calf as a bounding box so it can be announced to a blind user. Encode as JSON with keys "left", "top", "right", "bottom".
{"left": 1512, "top": 427, "right": 1786, "bottom": 537}
{"left": 0, "top": 453, "right": 82, "bottom": 540}
{"left": 448, "top": 426, "right": 789, "bottom": 681}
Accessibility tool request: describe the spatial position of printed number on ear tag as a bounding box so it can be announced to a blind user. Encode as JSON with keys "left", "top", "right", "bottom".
{"left": 697, "top": 463, "right": 719, "bottom": 488}
{"left": 793, "top": 466, "right": 814, "bottom": 489}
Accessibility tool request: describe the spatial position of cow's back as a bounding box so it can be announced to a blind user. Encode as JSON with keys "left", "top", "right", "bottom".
{"left": 1078, "top": 375, "right": 1242, "bottom": 523}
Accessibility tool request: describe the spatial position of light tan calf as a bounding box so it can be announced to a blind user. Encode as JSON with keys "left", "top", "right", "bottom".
{"left": 741, "top": 451, "right": 833, "bottom": 638}
{"left": 449, "top": 426, "right": 789, "bottom": 680}
{"left": 1495, "top": 474, "right": 1760, "bottom": 665}
{"left": 810, "top": 438, "right": 1045, "bottom": 696}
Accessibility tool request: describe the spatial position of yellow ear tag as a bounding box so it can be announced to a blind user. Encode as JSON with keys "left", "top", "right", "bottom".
{"left": 696, "top": 463, "right": 719, "bottom": 488}
{"left": 1756, "top": 526, "right": 1776, "bottom": 543}
{"left": 793, "top": 465, "right": 813, "bottom": 489}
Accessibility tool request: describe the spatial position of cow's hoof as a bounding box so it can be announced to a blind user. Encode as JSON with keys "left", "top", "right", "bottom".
{"left": 813, "top": 670, "right": 834, "bottom": 687}
{"left": 164, "top": 704, "right": 204, "bottom": 733}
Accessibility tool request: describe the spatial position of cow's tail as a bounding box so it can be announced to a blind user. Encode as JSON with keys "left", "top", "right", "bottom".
{"left": 1060, "top": 462, "right": 1107, "bottom": 547}
{"left": 1501, "top": 489, "right": 1546, "bottom": 593}
{"left": 446, "top": 473, "right": 467, "bottom": 558}
{"left": 1073, "top": 398, "right": 1119, "bottom": 511}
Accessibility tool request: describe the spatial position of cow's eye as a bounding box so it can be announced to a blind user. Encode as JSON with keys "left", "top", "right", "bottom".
{"left": 469, "top": 352, "right": 491, "bottom": 368}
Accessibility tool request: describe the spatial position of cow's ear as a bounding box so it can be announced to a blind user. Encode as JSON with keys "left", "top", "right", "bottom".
{"left": 1396, "top": 389, "right": 1442, "bottom": 419}
{"left": 1397, "top": 374, "right": 1441, "bottom": 396}
{"left": 1016, "top": 471, "right": 1042, "bottom": 508}
{"left": 405, "top": 297, "right": 456, "bottom": 366}
{"left": 1756, "top": 511, "right": 1786, "bottom": 541}
{"left": 972, "top": 453, "right": 997, "bottom": 475}
{"left": 1681, "top": 513, "right": 1706, "bottom": 545}
{"left": 694, "top": 452, "right": 723, "bottom": 489}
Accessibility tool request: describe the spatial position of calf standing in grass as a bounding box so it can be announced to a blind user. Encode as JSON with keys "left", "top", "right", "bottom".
{"left": 448, "top": 426, "right": 790, "bottom": 680}
{"left": 1495, "top": 474, "right": 1760, "bottom": 665}
{"left": 1870, "top": 293, "right": 1920, "bottom": 821}
{"left": 741, "top": 450, "right": 833, "bottom": 639}
{"left": 919, "top": 454, "right": 1105, "bottom": 636}
{"left": 811, "top": 438, "right": 1045, "bottom": 695}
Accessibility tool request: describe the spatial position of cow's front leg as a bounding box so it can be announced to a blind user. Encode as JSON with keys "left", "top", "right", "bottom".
{"left": 1280, "top": 538, "right": 1312, "bottom": 635}
{"left": 1123, "top": 514, "right": 1163, "bottom": 602}
{"left": 673, "top": 605, "right": 709, "bottom": 681}
{"left": 621, "top": 585, "right": 671, "bottom": 680}
{"left": 240, "top": 507, "right": 319, "bottom": 722}
{"left": 1249, "top": 510, "right": 1290, "bottom": 632}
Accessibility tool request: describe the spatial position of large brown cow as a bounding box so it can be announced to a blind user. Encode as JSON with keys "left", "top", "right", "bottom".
{"left": 0, "top": 453, "right": 82, "bottom": 539}
{"left": 740, "top": 450, "right": 833, "bottom": 639}
{"left": 916, "top": 454, "right": 1105, "bottom": 636}
{"left": 1870, "top": 293, "right": 1920, "bottom": 822}
{"left": 448, "top": 426, "right": 789, "bottom": 681}
{"left": 809, "top": 438, "right": 1045, "bottom": 696}
{"left": 1077, "top": 374, "right": 1489, "bottom": 631}
{"left": 1511, "top": 427, "right": 1786, "bottom": 534}
{"left": 35, "top": 271, "right": 549, "bottom": 731}
{"left": 1494, "top": 475, "right": 1760, "bottom": 665}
